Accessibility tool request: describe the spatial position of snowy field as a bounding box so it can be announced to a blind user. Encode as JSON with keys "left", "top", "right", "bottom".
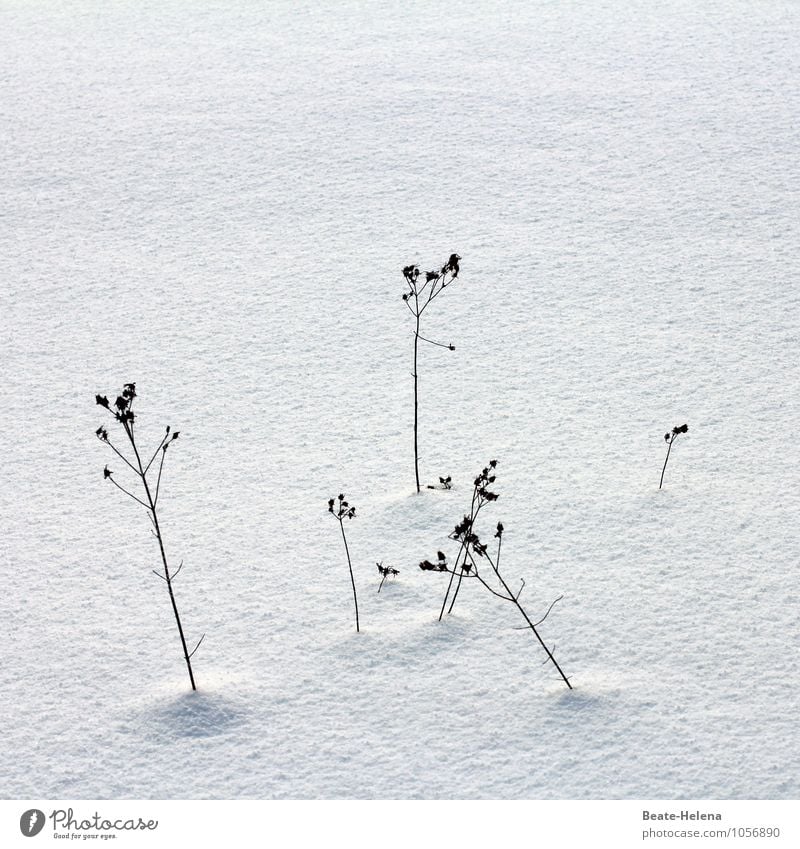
{"left": 2, "top": 0, "right": 799, "bottom": 799}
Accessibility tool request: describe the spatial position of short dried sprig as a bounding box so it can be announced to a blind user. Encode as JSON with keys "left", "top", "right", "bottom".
{"left": 328, "top": 492, "right": 360, "bottom": 630}
{"left": 660, "top": 423, "right": 689, "bottom": 489}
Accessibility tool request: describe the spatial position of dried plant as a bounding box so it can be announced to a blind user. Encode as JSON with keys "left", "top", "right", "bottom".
{"left": 401, "top": 254, "right": 461, "bottom": 492}
{"left": 420, "top": 460, "right": 573, "bottom": 689}
{"left": 328, "top": 494, "right": 359, "bottom": 631}
{"left": 376, "top": 562, "right": 399, "bottom": 593}
{"left": 426, "top": 475, "right": 452, "bottom": 491}
{"left": 660, "top": 423, "right": 689, "bottom": 489}
{"left": 95, "top": 383, "right": 203, "bottom": 691}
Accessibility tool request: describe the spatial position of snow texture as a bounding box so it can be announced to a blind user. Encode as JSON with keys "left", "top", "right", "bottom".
{"left": 1, "top": 0, "right": 798, "bottom": 799}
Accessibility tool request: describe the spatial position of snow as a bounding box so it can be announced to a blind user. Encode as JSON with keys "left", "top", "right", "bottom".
{"left": 1, "top": 0, "right": 798, "bottom": 799}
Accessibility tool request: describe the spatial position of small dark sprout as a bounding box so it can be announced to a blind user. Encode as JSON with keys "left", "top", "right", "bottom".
{"left": 95, "top": 394, "right": 110, "bottom": 409}
{"left": 103, "top": 465, "right": 112, "bottom": 479}
{"left": 171, "top": 431, "right": 180, "bottom": 440}
{"left": 495, "top": 522, "right": 504, "bottom": 538}
{"left": 664, "top": 433, "right": 670, "bottom": 442}
{"left": 489, "top": 459, "right": 497, "bottom": 469}
{"left": 377, "top": 562, "right": 400, "bottom": 578}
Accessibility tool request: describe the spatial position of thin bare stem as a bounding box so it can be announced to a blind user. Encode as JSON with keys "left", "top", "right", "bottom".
{"left": 532, "top": 595, "right": 563, "bottom": 627}
{"left": 413, "top": 308, "right": 421, "bottom": 493}
{"left": 481, "top": 547, "right": 572, "bottom": 689}
{"left": 660, "top": 436, "right": 674, "bottom": 489}
{"left": 446, "top": 494, "right": 485, "bottom": 616}
{"left": 108, "top": 476, "right": 150, "bottom": 509}
{"left": 144, "top": 432, "right": 171, "bottom": 475}
{"left": 188, "top": 634, "right": 205, "bottom": 659}
{"left": 154, "top": 448, "right": 167, "bottom": 506}
{"left": 416, "top": 333, "right": 454, "bottom": 350}
{"left": 338, "top": 518, "right": 360, "bottom": 632}
{"left": 439, "top": 486, "right": 479, "bottom": 619}
{"left": 103, "top": 439, "right": 140, "bottom": 474}
{"left": 121, "top": 417, "right": 198, "bottom": 691}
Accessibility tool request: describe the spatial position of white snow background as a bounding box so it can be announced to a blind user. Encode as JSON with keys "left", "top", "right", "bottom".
{"left": 1, "top": 0, "right": 798, "bottom": 799}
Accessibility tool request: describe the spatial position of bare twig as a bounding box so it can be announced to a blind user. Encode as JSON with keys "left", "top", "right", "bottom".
{"left": 532, "top": 595, "right": 563, "bottom": 627}
{"left": 416, "top": 333, "right": 455, "bottom": 351}
{"left": 188, "top": 634, "right": 205, "bottom": 659}
{"left": 108, "top": 476, "right": 150, "bottom": 509}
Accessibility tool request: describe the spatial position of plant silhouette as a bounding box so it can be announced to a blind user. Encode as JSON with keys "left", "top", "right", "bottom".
{"left": 660, "top": 423, "right": 688, "bottom": 489}
{"left": 95, "top": 384, "right": 203, "bottom": 691}
{"left": 401, "top": 254, "right": 461, "bottom": 492}
{"left": 328, "top": 494, "right": 360, "bottom": 631}
{"left": 376, "top": 562, "right": 399, "bottom": 593}
{"left": 420, "top": 460, "right": 573, "bottom": 689}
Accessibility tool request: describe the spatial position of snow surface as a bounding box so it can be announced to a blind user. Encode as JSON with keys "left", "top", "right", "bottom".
{"left": 1, "top": 0, "right": 799, "bottom": 799}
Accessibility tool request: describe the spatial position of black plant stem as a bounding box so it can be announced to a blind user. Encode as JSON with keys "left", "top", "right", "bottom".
{"left": 123, "top": 420, "right": 197, "bottom": 690}
{"left": 445, "top": 492, "right": 483, "bottom": 617}
{"left": 339, "top": 518, "right": 360, "bottom": 632}
{"left": 438, "top": 486, "right": 479, "bottom": 620}
{"left": 413, "top": 307, "right": 421, "bottom": 493}
{"left": 446, "top": 556, "right": 466, "bottom": 616}
{"left": 659, "top": 437, "right": 674, "bottom": 490}
{"left": 483, "top": 550, "right": 572, "bottom": 690}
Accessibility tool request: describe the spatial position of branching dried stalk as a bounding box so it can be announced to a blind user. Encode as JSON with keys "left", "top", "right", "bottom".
{"left": 95, "top": 383, "right": 203, "bottom": 691}
{"left": 420, "top": 460, "right": 573, "bottom": 689}
{"left": 401, "top": 254, "right": 461, "bottom": 493}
